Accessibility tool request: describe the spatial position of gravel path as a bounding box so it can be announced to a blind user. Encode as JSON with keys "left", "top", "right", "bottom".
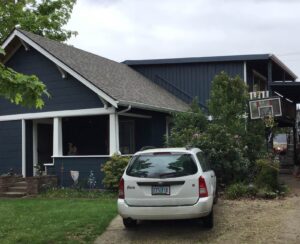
{"left": 95, "top": 175, "right": 300, "bottom": 244}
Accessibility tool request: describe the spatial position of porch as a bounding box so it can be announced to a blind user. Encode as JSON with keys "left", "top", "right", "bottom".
{"left": 18, "top": 107, "right": 168, "bottom": 187}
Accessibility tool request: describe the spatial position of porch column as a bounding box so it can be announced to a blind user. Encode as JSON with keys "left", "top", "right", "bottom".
{"left": 53, "top": 117, "right": 62, "bottom": 157}
{"left": 109, "top": 113, "right": 119, "bottom": 155}
{"left": 21, "top": 119, "right": 26, "bottom": 177}
{"left": 268, "top": 60, "right": 273, "bottom": 95}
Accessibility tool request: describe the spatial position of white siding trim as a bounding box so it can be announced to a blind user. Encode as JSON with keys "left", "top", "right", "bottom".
{"left": 21, "top": 119, "right": 26, "bottom": 177}
{"left": 0, "top": 107, "right": 115, "bottom": 121}
{"left": 2, "top": 30, "right": 118, "bottom": 108}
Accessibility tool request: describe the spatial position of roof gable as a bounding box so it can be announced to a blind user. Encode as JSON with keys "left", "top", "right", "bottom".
{"left": 1, "top": 29, "right": 189, "bottom": 112}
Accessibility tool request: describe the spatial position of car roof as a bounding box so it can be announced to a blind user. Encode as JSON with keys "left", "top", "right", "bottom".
{"left": 135, "top": 147, "right": 201, "bottom": 155}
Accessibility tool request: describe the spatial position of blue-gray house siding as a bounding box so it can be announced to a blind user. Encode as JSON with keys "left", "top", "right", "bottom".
{"left": 0, "top": 121, "right": 22, "bottom": 174}
{"left": 0, "top": 46, "right": 105, "bottom": 177}
{"left": 0, "top": 47, "right": 103, "bottom": 116}
{"left": 129, "top": 62, "right": 244, "bottom": 108}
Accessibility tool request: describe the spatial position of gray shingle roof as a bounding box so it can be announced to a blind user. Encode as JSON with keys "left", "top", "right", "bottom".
{"left": 18, "top": 29, "right": 189, "bottom": 112}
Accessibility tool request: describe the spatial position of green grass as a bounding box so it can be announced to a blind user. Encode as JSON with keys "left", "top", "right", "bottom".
{"left": 0, "top": 194, "right": 117, "bottom": 243}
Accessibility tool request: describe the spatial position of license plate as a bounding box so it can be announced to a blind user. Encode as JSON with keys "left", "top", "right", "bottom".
{"left": 152, "top": 185, "right": 170, "bottom": 195}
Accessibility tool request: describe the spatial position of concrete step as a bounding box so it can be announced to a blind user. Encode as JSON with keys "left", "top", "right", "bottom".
{"left": 280, "top": 168, "right": 293, "bottom": 174}
{"left": 0, "top": 192, "right": 27, "bottom": 198}
{"left": 8, "top": 186, "right": 27, "bottom": 192}
{"left": 14, "top": 181, "right": 27, "bottom": 186}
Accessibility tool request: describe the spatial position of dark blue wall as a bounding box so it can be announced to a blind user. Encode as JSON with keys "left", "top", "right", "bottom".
{"left": 50, "top": 157, "right": 109, "bottom": 188}
{"left": 118, "top": 107, "right": 167, "bottom": 151}
{"left": 0, "top": 120, "right": 22, "bottom": 174}
{"left": 0, "top": 47, "right": 103, "bottom": 116}
{"left": 129, "top": 62, "right": 244, "bottom": 108}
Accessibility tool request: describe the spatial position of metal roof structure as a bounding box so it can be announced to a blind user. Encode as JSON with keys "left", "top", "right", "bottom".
{"left": 124, "top": 54, "right": 297, "bottom": 80}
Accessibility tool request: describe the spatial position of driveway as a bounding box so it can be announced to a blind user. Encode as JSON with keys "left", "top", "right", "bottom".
{"left": 95, "top": 175, "right": 300, "bottom": 244}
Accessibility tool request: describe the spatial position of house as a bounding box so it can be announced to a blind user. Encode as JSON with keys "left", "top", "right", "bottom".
{"left": 125, "top": 55, "right": 300, "bottom": 164}
{"left": 0, "top": 29, "right": 189, "bottom": 187}
{"left": 1, "top": 29, "right": 300, "bottom": 187}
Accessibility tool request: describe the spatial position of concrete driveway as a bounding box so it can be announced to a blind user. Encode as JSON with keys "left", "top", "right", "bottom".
{"left": 95, "top": 175, "right": 300, "bottom": 244}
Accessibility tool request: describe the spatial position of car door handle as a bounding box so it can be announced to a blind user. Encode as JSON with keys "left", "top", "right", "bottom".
{"left": 211, "top": 175, "right": 214, "bottom": 178}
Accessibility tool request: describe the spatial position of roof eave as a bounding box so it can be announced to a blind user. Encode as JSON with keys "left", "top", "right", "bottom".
{"left": 269, "top": 54, "right": 298, "bottom": 80}
{"left": 118, "top": 100, "right": 189, "bottom": 113}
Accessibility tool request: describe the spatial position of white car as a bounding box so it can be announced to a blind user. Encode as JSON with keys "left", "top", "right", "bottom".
{"left": 117, "top": 147, "right": 217, "bottom": 229}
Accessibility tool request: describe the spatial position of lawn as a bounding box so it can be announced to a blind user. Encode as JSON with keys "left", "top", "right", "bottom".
{"left": 0, "top": 194, "right": 117, "bottom": 244}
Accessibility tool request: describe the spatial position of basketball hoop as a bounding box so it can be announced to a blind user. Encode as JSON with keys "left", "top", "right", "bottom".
{"left": 249, "top": 97, "right": 282, "bottom": 120}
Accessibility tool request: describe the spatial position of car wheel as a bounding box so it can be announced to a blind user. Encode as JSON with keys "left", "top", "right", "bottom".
{"left": 123, "top": 218, "right": 137, "bottom": 228}
{"left": 202, "top": 209, "right": 214, "bottom": 229}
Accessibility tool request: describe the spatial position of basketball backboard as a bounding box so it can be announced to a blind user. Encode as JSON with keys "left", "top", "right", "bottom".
{"left": 249, "top": 97, "right": 282, "bottom": 119}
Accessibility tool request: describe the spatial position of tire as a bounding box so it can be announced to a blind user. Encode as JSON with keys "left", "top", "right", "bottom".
{"left": 213, "top": 187, "right": 218, "bottom": 204}
{"left": 123, "top": 218, "right": 137, "bottom": 228}
{"left": 203, "top": 209, "right": 214, "bottom": 229}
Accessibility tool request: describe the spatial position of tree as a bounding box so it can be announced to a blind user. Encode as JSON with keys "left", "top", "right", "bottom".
{"left": 167, "top": 72, "right": 265, "bottom": 184}
{"left": 166, "top": 99, "right": 208, "bottom": 147}
{"left": 0, "top": 0, "right": 77, "bottom": 108}
{"left": 0, "top": 0, "right": 77, "bottom": 43}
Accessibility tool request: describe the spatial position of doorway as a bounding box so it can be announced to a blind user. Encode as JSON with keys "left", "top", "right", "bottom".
{"left": 33, "top": 119, "right": 53, "bottom": 175}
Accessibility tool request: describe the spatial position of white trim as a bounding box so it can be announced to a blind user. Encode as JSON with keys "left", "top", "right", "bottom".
{"left": 119, "top": 112, "right": 152, "bottom": 119}
{"left": 2, "top": 30, "right": 118, "bottom": 108}
{"left": 53, "top": 118, "right": 62, "bottom": 157}
{"left": 118, "top": 100, "right": 187, "bottom": 113}
{"left": 20, "top": 39, "right": 29, "bottom": 51}
{"left": 21, "top": 119, "right": 26, "bottom": 177}
{"left": 32, "top": 122, "right": 38, "bottom": 176}
{"left": 109, "top": 112, "right": 119, "bottom": 155}
{"left": 243, "top": 61, "right": 247, "bottom": 84}
{"left": 0, "top": 107, "right": 115, "bottom": 121}
{"left": 52, "top": 155, "right": 110, "bottom": 158}
{"left": 56, "top": 65, "right": 67, "bottom": 79}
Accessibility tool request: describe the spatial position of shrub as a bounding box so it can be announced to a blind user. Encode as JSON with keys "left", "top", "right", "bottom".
{"left": 101, "top": 154, "right": 130, "bottom": 190}
{"left": 225, "top": 183, "right": 249, "bottom": 199}
{"left": 255, "top": 157, "right": 279, "bottom": 191}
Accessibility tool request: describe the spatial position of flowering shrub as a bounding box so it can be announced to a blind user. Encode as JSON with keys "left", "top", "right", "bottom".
{"left": 101, "top": 154, "right": 130, "bottom": 190}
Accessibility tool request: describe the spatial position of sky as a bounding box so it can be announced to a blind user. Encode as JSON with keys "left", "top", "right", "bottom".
{"left": 66, "top": 0, "right": 300, "bottom": 80}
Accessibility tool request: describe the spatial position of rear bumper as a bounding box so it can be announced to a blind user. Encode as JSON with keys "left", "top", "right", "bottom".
{"left": 117, "top": 196, "right": 213, "bottom": 220}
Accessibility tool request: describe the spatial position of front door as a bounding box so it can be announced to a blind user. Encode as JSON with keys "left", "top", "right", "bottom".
{"left": 37, "top": 124, "right": 53, "bottom": 167}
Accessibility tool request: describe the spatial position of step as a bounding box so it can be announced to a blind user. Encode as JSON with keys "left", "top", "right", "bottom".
{"left": 14, "top": 181, "right": 27, "bottom": 186}
{"left": 279, "top": 168, "right": 293, "bottom": 174}
{"left": 0, "top": 192, "right": 27, "bottom": 198}
{"left": 8, "top": 186, "right": 27, "bottom": 192}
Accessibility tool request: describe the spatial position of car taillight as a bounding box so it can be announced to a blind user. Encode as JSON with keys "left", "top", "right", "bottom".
{"left": 118, "top": 178, "right": 125, "bottom": 199}
{"left": 199, "top": 176, "right": 208, "bottom": 197}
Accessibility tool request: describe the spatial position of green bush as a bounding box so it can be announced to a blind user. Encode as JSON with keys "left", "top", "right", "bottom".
{"left": 225, "top": 183, "right": 249, "bottom": 199}
{"left": 101, "top": 154, "right": 130, "bottom": 190}
{"left": 255, "top": 157, "right": 279, "bottom": 191}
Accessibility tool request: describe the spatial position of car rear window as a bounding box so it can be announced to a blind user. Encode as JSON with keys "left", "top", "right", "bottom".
{"left": 126, "top": 153, "right": 198, "bottom": 178}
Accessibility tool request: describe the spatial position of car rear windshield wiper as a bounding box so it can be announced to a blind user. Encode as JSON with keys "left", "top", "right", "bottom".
{"left": 159, "top": 172, "right": 186, "bottom": 178}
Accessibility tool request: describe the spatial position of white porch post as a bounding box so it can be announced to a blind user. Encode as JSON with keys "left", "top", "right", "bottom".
{"left": 32, "top": 122, "right": 38, "bottom": 176}
{"left": 109, "top": 112, "right": 119, "bottom": 155}
{"left": 21, "top": 119, "right": 26, "bottom": 177}
{"left": 53, "top": 117, "right": 62, "bottom": 157}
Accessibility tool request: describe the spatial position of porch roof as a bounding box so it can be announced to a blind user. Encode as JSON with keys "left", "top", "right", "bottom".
{"left": 271, "top": 82, "right": 300, "bottom": 103}
{"left": 1, "top": 29, "right": 189, "bottom": 113}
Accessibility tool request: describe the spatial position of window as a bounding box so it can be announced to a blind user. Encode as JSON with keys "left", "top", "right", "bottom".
{"left": 119, "top": 120, "right": 135, "bottom": 154}
{"left": 252, "top": 70, "right": 267, "bottom": 92}
{"left": 62, "top": 115, "right": 109, "bottom": 155}
{"left": 196, "top": 152, "right": 211, "bottom": 172}
{"left": 126, "top": 153, "right": 198, "bottom": 178}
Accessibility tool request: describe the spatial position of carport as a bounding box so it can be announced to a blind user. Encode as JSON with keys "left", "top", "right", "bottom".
{"left": 270, "top": 81, "right": 300, "bottom": 167}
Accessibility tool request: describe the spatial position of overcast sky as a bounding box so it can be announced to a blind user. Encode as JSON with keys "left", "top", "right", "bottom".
{"left": 66, "top": 0, "right": 300, "bottom": 80}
